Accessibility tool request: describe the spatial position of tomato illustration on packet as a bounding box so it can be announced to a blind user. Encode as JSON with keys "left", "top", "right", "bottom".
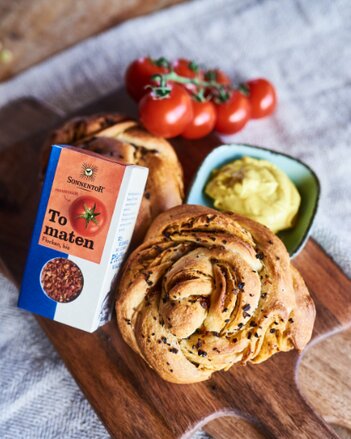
{"left": 69, "top": 196, "right": 107, "bottom": 237}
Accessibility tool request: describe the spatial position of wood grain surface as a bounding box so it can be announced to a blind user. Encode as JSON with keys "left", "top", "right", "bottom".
{"left": 0, "top": 0, "right": 185, "bottom": 81}
{"left": 0, "top": 96, "right": 350, "bottom": 438}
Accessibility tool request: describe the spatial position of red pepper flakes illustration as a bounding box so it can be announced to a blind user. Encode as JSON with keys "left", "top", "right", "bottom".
{"left": 41, "top": 258, "right": 83, "bottom": 303}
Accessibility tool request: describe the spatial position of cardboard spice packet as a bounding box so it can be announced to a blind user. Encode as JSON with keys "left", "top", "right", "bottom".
{"left": 18, "top": 145, "right": 148, "bottom": 332}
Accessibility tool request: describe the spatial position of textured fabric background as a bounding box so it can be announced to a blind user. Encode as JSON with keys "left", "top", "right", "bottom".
{"left": 0, "top": 0, "right": 350, "bottom": 437}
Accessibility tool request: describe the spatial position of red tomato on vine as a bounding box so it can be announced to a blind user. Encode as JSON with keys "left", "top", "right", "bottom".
{"left": 173, "top": 58, "right": 201, "bottom": 79}
{"left": 205, "top": 69, "right": 231, "bottom": 86}
{"left": 139, "top": 84, "right": 193, "bottom": 138}
{"left": 125, "top": 57, "right": 169, "bottom": 101}
{"left": 182, "top": 100, "right": 216, "bottom": 139}
{"left": 173, "top": 58, "right": 203, "bottom": 92}
{"left": 245, "top": 78, "right": 277, "bottom": 118}
{"left": 215, "top": 91, "right": 251, "bottom": 135}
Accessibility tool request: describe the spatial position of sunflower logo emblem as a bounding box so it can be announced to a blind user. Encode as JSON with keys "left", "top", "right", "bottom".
{"left": 81, "top": 163, "right": 97, "bottom": 181}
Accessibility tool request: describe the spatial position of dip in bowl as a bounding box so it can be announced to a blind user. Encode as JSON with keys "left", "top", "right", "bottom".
{"left": 187, "top": 144, "right": 320, "bottom": 257}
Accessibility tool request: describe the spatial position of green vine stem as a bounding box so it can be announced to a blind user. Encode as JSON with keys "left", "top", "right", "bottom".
{"left": 158, "top": 71, "right": 227, "bottom": 91}
{"left": 149, "top": 70, "right": 236, "bottom": 102}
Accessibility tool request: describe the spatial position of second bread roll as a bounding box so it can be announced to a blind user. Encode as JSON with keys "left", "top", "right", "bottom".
{"left": 41, "top": 113, "right": 184, "bottom": 245}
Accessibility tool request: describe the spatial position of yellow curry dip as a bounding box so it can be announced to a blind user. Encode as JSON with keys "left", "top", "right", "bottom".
{"left": 205, "top": 156, "right": 300, "bottom": 233}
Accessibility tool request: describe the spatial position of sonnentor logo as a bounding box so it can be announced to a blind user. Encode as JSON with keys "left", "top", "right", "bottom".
{"left": 81, "top": 163, "right": 98, "bottom": 181}
{"left": 67, "top": 162, "right": 104, "bottom": 192}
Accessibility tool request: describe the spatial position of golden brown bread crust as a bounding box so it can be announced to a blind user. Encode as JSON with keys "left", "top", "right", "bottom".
{"left": 116, "top": 205, "right": 315, "bottom": 384}
{"left": 41, "top": 114, "right": 184, "bottom": 245}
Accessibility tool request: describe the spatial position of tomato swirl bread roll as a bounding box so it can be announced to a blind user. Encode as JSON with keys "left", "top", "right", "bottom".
{"left": 116, "top": 205, "right": 315, "bottom": 384}
{"left": 41, "top": 114, "right": 184, "bottom": 245}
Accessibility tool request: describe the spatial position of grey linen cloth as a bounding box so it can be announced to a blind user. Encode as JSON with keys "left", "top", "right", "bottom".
{"left": 0, "top": 0, "right": 350, "bottom": 437}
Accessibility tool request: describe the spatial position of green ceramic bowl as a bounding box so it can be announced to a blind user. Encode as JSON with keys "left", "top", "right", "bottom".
{"left": 186, "top": 144, "right": 320, "bottom": 258}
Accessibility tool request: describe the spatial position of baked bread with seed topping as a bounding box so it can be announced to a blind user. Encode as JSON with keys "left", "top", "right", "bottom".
{"left": 116, "top": 204, "right": 315, "bottom": 383}
{"left": 41, "top": 114, "right": 184, "bottom": 245}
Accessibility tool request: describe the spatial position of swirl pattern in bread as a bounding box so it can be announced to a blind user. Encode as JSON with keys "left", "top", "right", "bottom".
{"left": 116, "top": 205, "right": 315, "bottom": 383}
{"left": 41, "top": 114, "right": 184, "bottom": 244}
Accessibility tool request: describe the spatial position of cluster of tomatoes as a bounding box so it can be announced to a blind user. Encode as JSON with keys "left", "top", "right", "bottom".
{"left": 125, "top": 57, "right": 277, "bottom": 139}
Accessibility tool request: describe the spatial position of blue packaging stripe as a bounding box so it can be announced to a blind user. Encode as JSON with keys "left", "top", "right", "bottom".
{"left": 18, "top": 145, "right": 67, "bottom": 318}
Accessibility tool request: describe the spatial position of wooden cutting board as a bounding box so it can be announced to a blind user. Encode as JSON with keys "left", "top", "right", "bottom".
{"left": 0, "top": 95, "right": 350, "bottom": 439}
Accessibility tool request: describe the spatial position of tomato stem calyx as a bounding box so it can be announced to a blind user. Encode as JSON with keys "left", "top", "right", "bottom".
{"left": 188, "top": 60, "right": 199, "bottom": 73}
{"left": 238, "top": 83, "right": 249, "bottom": 96}
{"left": 77, "top": 203, "right": 101, "bottom": 229}
{"left": 213, "top": 86, "right": 231, "bottom": 104}
{"left": 192, "top": 87, "right": 207, "bottom": 103}
{"left": 152, "top": 56, "right": 171, "bottom": 69}
{"left": 148, "top": 74, "right": 172, "bottom": 99}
